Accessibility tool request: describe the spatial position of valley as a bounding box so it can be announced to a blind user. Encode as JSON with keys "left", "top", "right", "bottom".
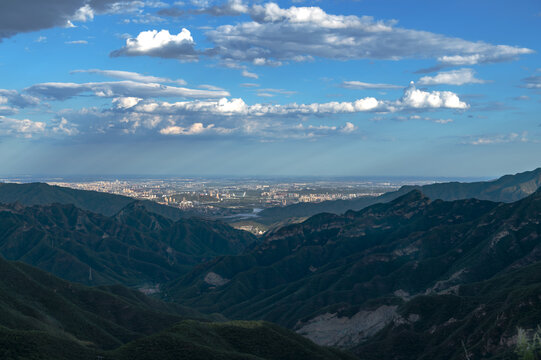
{"left": 1, "top": 168, "right": 541, "bottom": 359}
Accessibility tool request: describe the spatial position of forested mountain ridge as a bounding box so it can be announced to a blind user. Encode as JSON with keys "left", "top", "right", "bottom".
{"left": 168, "top": 188, "right": 541, "bottom": 358}
{"left": 0, "top": 200, "right": 256, "bottom": 286}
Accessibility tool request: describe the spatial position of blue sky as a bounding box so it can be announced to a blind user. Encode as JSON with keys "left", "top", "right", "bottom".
{"left": 0, "top": 0, "right": 539, "bottom": 177}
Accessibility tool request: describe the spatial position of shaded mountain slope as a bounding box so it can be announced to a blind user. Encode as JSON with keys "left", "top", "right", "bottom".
{"left": 355, "top": 261, "right": 541, "bottom": 360}
{"left": 0, "top": 182, "right": 184, "bottom": 220}
{"left": 0, "top": 201, "right": 256, "bottom": 286}
{"left": 167, "top": 188, "right": 541, "bottom": 352}
{"left": 257, "top": 167, "right": 541, "bottom": 224}
{"left": 112, "top": 320, "right": 356, "bottom": 360}
{"left": 0, "top": 255, "right": 203, "bottom": 353}
{"left": 0, "top": 255, "right": 354, "bottom": 360}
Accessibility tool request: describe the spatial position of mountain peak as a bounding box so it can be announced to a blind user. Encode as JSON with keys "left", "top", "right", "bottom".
{"left": 389, "top": 189, "right": 428, "bottom": 205}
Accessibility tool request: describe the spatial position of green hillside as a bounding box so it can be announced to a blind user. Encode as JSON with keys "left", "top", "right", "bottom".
{"left": 0, "top": 201, "right": 256, "bottom": 286}
{"left": 0, "top": 255, "right": 203, "bottom": 353}
{"left": 0, "top": 255, "right": 355, "bottom": 360}
{"left": 112, "top": 320, "right": 356, "bottom": 360}
{"left": 167, "top": 188, "right": 541, "bottom": 356}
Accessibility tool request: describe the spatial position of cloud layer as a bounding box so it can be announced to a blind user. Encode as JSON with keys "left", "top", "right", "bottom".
{"left": 418, "top": 68, "right": 486, "bottom": 86}
{"left": 25, "top": 80, "right": 229, "bottom": 100}
{"left": 146, "top": 2, "right": 532, "bottom": 68}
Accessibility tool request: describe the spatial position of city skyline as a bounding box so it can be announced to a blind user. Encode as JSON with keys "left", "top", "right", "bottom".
{"left": 0, "top": 0, "right": 539, "bottom": 177}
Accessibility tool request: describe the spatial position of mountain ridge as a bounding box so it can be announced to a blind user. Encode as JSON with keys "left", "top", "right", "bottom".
{"left": 0, "top": 200, "right": 256, "bottom": 286}
{"left": 257, "top": 167, "right": 541, "bottom": 224}
{"left": 166, "top": 188, "right": 541, "bottom": 358}
{"left": 0, "top": 182, "right": 185, "bottom": 220}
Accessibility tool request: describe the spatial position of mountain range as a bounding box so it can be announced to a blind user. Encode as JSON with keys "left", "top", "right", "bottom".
{"left": 257, "top": 167, "right": 541, "bottom": 224}
{"left": 0, "top": 182, "right": 185, "bottom": 220}
{"left": 0, "top": 200, "right": 256, "bottom": 286}
{"left": 0, "top": 254, "right": 354, "bottom": 360}
{"left": 168, "top": 187, "right": 541, "bottom": 359}
{"left": 2, "top": 168, "right": 541, "bottom": 359}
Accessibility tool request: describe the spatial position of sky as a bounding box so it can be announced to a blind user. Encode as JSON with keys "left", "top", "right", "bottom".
{"left": 0, "top": 0, "right": 539, "bottom": 177}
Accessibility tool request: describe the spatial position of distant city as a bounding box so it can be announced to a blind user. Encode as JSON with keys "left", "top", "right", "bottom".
{"left": 0, "top": 175, "right": 484, "bottom": 219}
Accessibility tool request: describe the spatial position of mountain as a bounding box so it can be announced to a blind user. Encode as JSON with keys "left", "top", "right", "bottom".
{"left": 354, "top": 261, "right": 541, "bottom": 360}
{"left": 0, "top": 254, "right": 203, "bottom": 357}
{"left": 0, "top": 201, "right": 256, "bottom": 286}
{"left": 0, "top": 255, "right": 355, "bottom": 360}
{"left": 0, "top": 182, "right": 185, "bottom": 220}
{"left": 257, "top": 167, "right": 541, "bottom": 224}
{"left": 112, "top": 320, "right": 356, "bottom": 360}
{"left": 167, "top": 188, "right": 541, "bottom": 358}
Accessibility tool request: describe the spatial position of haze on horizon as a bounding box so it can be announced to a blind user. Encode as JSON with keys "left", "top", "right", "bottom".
{"left": 0, "top": 0, "right": 539, "bottom": 178}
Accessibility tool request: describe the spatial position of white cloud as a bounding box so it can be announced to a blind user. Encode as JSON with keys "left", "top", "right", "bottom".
{"left": 117, "top": 3, "right": 533, "bottom": 68}
{"left": 160, "top": 122, "right": 215, "bottom": 135}
{"left": 26, "top": 80, "right": 230, "bottom": 100}
{"left": 417, "top": 68, "right": 486, "bottom": 86}
{"left": 113, "top": 96, "right": 143, "bottom": 109}
{"left": 72, "top": 69, "right": 187, "bottom": 85}
{"left": 72, "top": 4, "right": 94, "bottom": 22}
{"left": 201, "top": 3, "right": 533, "bottom": 66}
{"left": 341, "top": 122, "right": 357, "bottom": 133}
{"left": 341, "top": 81, "right": 402, "bottom": 90}
{"left": 0, "top": 116, "right": 46, "bottom": 137}
{"left": 241, "top": 70, "right": 259, "bottom": 79}
{"left": 398, "top": 82, "right": 468, "bottom": 109}
{"left": 52, "top": 117, "right": 79, "bottom": 136}
{"left": 132, "top": 84, "right": 466, "bottom": 118}
{"left": 467, "top": 132, "right": 528, "bottom": 145}
{"left": 110, "top": 29, "right": 199, "bottom": 60}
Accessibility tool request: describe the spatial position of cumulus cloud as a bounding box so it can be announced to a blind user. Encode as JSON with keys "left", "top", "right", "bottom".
{"left": 113, "top": 96, "right": 143, "bottom": 109}
{"left": 72, "top": 69, "right": 187, "bottom": 85}
{"left": 110, "top": 29, "right": 199, "bottom": 60}
{"left": 115, "top": 3, "right": 533, "bottom": 68}
{"left": 160, "top": 122, "right": 215, "bottom": 135}
{"left": 0, "top": 116, "right": 46, "bottom": 137}
{"left": 25, "top": 80, "right": 229, "bottom": 100}
{"left": 131, "top": 83, "right": 466, "bottom": 119}
{"left": 341, "top": 121, "right": 357, "bottom": 133}
{"left": 52, "top": 117, "right": 79, "bottom": 136}
{"left": 341, "top": 81, "right": 402, "bottom": 90}
{"left": 201, "top": 3, "right": 532, "bottom": 66}
{"left": 398, "top": 82, "right": 468, "bottom": 109}
{"left": 417, "top": 68, "right": 486, "bottom": 86}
